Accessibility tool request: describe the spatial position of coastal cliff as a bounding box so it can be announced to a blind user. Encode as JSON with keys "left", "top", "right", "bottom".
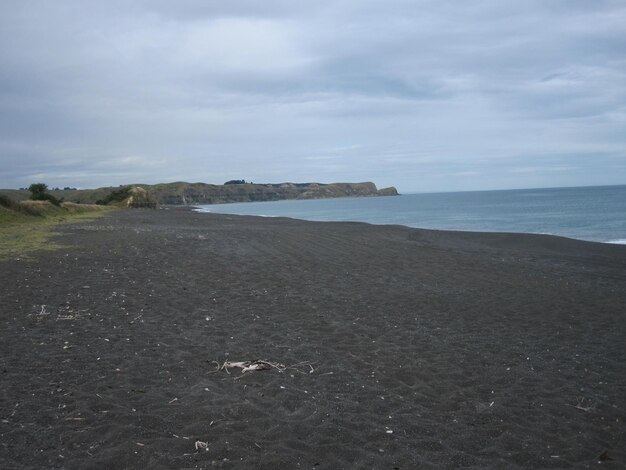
{"left": 1, "top": 181, "right": 399, "bottom": 206}
{"left": 144, "top": 181, "right": 398, "bottom": 205}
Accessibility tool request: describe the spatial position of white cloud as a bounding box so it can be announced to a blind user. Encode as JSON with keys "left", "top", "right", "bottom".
{"left": 0, "top": 0, "right": 624, "bottom": 192}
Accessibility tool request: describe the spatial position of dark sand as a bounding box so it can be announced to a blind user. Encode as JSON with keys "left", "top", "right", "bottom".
{"left": 1, "top": 208, "right": 625, "bottom": 469}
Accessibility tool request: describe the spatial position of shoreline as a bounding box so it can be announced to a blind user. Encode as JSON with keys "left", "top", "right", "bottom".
{"left": 190, "top": 205, "right": 626, "bottom": 246}
{"left": 1, "top": 208, "right": 625, "bottom": 468}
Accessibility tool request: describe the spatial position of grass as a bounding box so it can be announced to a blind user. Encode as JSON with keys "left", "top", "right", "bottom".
{"left": 0, "top": 197, "right": 112, "bottom": 260}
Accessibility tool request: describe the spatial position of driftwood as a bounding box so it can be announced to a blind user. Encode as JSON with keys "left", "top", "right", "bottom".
{"left": 194, "top": 440, "right": 209, "bottom": 451}
{"left": 208, "top": 359, "right": 314, "bottom": 376}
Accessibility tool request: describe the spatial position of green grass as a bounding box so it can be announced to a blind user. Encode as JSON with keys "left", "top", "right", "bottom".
{"left": 0, "top": 197, "right": 112, "bottom": 260}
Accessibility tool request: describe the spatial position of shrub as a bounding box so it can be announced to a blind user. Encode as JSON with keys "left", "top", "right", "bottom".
{"left": 28, "top": 183, "right": 61, "bottom": 206}
{"left": 96, "top": 186, "right": 132, "bottom": 205}
{"left": 0, "top": 194, "right": 41, "bottom": 216}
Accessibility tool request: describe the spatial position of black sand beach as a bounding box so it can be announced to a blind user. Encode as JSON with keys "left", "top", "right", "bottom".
{"left": 1, "top": 207, "right": 625, "bottom": 469}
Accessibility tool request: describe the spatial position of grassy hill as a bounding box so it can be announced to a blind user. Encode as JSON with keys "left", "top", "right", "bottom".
{"left": 0, "top": 195, "right": 110, "bottom": 259}
{"left": 1, "top": 181, "right": 399, "bottom": 206}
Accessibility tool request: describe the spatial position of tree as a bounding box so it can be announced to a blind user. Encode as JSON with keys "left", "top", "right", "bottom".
{"left": 28, "top": 183, "right": 48, "bottom": 197}
{"left": 28, "top": 183, "right": 61, "bottom": 206}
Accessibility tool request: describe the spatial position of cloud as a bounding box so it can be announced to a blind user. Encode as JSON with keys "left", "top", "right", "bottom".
{"left": 0, "top": 0, "right": 624, "bottom": 191}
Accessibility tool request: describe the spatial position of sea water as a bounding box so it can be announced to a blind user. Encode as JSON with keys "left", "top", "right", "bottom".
{"left": 195, "top": 185, "right": 626, "bottom": 244}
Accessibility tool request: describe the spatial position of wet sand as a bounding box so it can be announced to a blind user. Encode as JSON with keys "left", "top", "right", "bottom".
{"left": 1, "top": 207, "right": 625, "bottom": 469}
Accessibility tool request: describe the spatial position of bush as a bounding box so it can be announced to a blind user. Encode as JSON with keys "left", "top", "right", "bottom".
{"left": 0, "top": 194, "right": 41, "bottom": 216}
{"left": 0, "top": 194, "right": 15, "bottom": 209}
{"left": 28, "top": 183, "right": 61, "bottom": 206}
{"left": 96, "top": 186, "right": 132, "bottom": 205}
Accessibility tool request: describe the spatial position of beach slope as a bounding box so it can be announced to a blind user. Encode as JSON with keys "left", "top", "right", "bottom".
{"left": 1, "top": 208, "right": 625, "bottom": 468}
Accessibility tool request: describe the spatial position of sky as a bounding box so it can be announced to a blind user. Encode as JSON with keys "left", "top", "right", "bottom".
{"left": 1, "top": 0, "right": 625, "bottom": 193}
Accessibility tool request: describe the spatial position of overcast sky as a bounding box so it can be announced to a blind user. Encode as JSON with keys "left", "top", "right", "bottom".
{"left": 1, "top": 0, "right": 625, "bottom": 192}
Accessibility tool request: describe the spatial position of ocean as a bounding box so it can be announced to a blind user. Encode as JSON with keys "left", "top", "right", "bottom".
{"left": 195, "top": 185, "right": 626, "bottom": 244}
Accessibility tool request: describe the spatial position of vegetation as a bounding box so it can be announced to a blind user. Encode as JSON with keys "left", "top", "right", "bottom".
{"left": 0, "top": 194, "right": 39, "bottom": 219}
{"left": 28, "top": 183, "right": 62, "bottom": 206}
{"left": 0, "top": 194, "right": 110, "bottom": 260}
{"left": 96, "top": 185, "right": 132, "bottom": 205}
{"left": 224, "top": 179, "right": 248, "bottom": 185}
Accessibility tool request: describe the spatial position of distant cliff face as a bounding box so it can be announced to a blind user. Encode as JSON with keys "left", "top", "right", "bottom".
{"left": 1, "top": 182, "right": 399, "bottom": 205}
{"left": 146, "top": 182, "right": 398, "bottom": 205}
